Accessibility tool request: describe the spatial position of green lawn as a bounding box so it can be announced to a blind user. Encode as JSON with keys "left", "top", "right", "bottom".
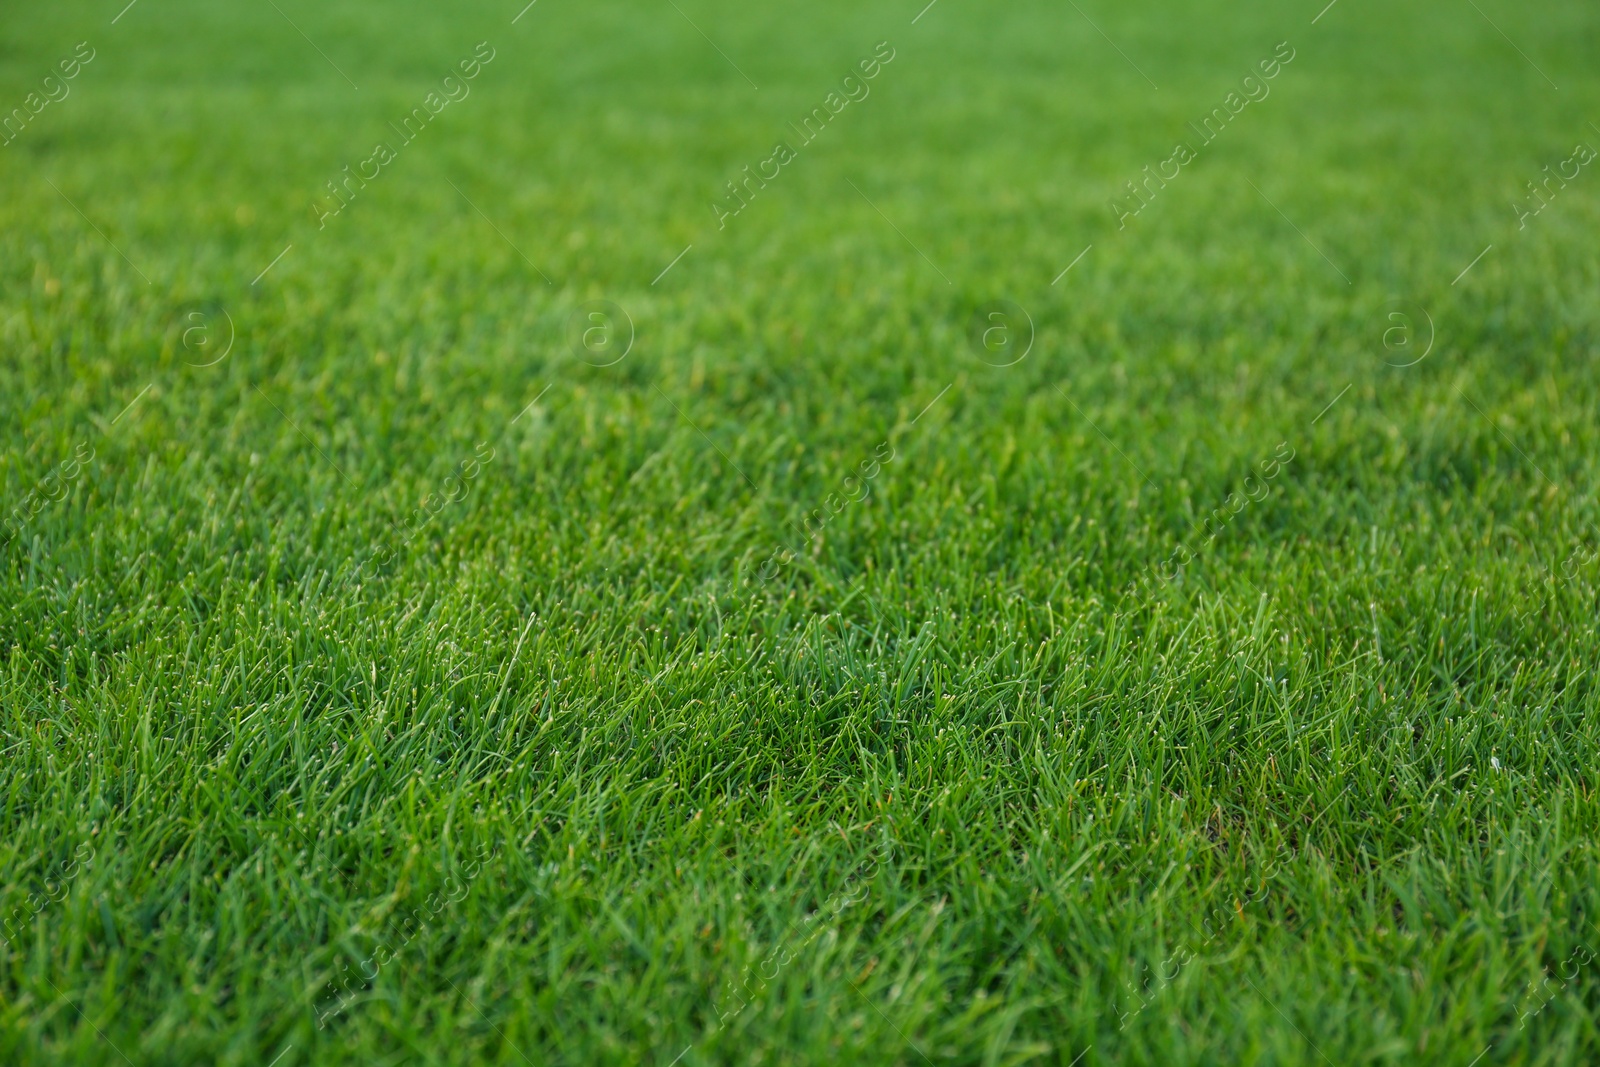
{"left": 3, "top": 0, "right": 1599, "bottom": 1063}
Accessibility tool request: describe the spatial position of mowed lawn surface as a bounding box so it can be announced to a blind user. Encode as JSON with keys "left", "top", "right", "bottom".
{"left": 3, "top": 0, "right": 1599, "bottom": 1063}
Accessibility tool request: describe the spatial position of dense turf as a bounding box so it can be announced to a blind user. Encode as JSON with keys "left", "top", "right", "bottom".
{"left": 3, "top": 0, "right": 1599, "bottom": 1063}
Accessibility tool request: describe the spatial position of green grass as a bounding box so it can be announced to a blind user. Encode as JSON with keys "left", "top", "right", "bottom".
{"left": 3, "top": 0, "right": 1600, "bottom": 1063}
